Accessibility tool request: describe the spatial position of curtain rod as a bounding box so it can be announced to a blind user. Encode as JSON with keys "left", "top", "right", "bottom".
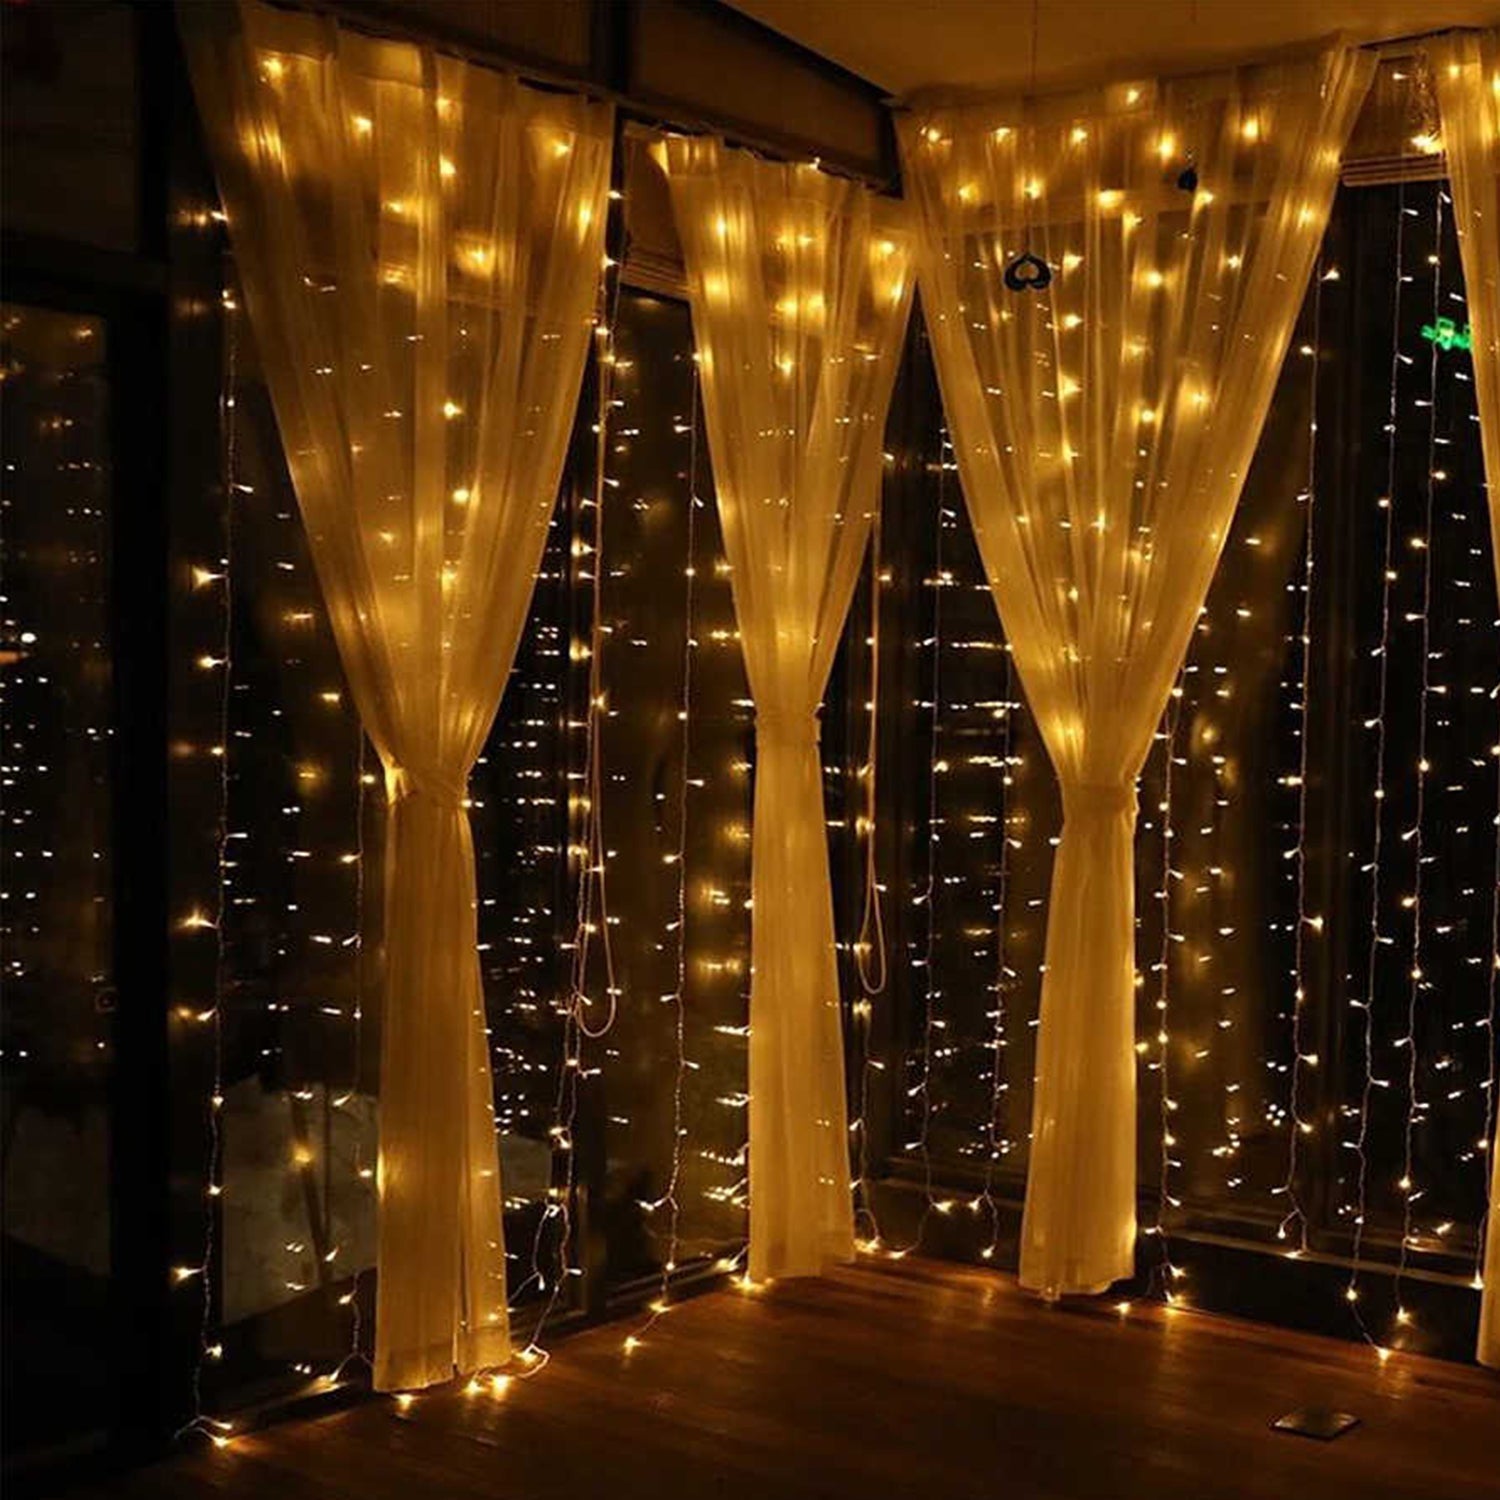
{"left": 890, "top": 23, "right": 1483, "bottom": 114}
{"left": 1364, "top": 24, "right": 1482, "bottom": 57}
{"left": 248, "top": 2, "right": 1480, "bottom": 188}
{"left": 252, "top": 0, "right": 894, "bottom": 186}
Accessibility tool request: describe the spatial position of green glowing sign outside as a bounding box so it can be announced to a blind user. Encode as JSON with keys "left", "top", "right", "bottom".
{"left": 1421, "top": 316, "right": 1473, "bottom": 352}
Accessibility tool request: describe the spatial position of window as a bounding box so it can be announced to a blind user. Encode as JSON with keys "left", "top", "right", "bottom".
{"left": 873, "top": 182, "right": 1496, "bottom": 1354}
{"left": 177, "top": 280, "right": 763, "bottom": 1400}
{"left": 1, "top": 304, "right": 116, "bottom": 1453}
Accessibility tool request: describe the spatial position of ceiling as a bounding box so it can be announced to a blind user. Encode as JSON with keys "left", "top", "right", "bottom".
{"left": 725, "top": 0, "right": 1500, "bottom": 98}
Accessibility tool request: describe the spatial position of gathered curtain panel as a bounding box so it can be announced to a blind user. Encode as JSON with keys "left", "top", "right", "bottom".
{"left": 658, "top": 137, "right": 914, "bottom": 1280}
{"left": 181, "top": 0, "right": 613, "bottom": 1389}
{"left": 899, "top": 46, "right": 1373, "bottom": 1298}
{"left": 1430, "top": 26, "right": 1500, "bottom": 1369}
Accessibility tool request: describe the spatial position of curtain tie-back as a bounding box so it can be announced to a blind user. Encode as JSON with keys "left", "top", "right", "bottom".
{"left": 755, "top": 707, "right": 821, "bottom": 747}
{"left": 1061, "top": 780, "right": 1138, "bottom": 822}
{"left": 384, "top": 760, "right": 469, "bottom": 809}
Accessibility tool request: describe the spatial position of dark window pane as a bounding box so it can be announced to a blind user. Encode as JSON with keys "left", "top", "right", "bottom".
{"left": 0, "top": 304, "right": 114, "bottom": 1454}
{"left": 883, "top": 183, "right": 1497, "bottom": 1338}
{"left": 584, "top": 291, "right": 752, "bottom": 1285}
{"left": 1328, "top": 183, "right": 1495, "bottom": 1265}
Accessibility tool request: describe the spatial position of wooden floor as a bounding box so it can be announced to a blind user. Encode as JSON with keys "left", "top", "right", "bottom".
{"left": 75, "top": 1259, "right": 1498, "bottom": 1500}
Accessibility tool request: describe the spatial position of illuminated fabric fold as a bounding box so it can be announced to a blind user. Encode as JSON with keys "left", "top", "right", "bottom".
{"left": 658, "top": 137, "right": 914, "bottom": 1279}
{"left": 900, "top": 46, "right": 1372, "bottom": 1297}
{"left": 182, "top": 0, "right": 612, "bottom": 1389}
{"left": 1430, "top": 26, "right": 1500, "bottom": 1369}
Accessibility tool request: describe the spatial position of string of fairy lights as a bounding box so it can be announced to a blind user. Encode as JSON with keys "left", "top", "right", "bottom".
{"left": 1337, "top": 178, "right": 1498, "bottom": 1352}
{"left": 161, "top": 146, "right": 810, "bottom": 1422}
{"left": 1272, "top": 266, "right": 1327, "bottom": 1261}
{"left": 1343, "top": 180, "right": 1410, "bottom": 1332}
{"left": 1135, "top": 267, "right": 1326, "bottom": 1310}
{"left": 1146, "top": 682, "right": 1184, "bottom": 1300}
{"left": 143, "top": 252, "right": 1500, "bottom": 1434}
{"left": 517, "top": 202, "right": 629, "bottom": 1360}
{"left": 334, "top": 732, "right": 370, "bottom": 1381}
{"left": 975, "top": 643, "right": 1020, "bottom": 1263}
{"left": 173, "top": 273, "right": 239, "bottom": 1450}
{"left": 907, "top": 437, "right": 951, "bottom": 1240}
{"left": 856, "top": 425, "right": 978, "bottom": 1258}
{"left": 12, "top": 82, "right": 1500, "bottom": 1462}
{"left": 0, "top": 304, "right": 120, "bottom": 1439}
{"left": 167, "top": 249, "right": 389, "bottom": 1440}
{"left": 869, "top": 163, "right": 1496, "bottom": 1362}
{"left": 850, "top": 512, "right": 896, "bottom": 1253}
{"left": 1390, "top": 188, "right": 1444, "bottom": 1332}
{"left": 1483, "top": 748, "right": 1500, "bottom": 1301}
{"left": 628, "top": 361, "right": 702, "bottom": 1348}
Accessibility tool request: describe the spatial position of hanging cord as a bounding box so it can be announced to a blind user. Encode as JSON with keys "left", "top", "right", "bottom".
{"left": 872, "top": 424, "right": 954, "bottom": 1260}
{"left": 854, "top": 515, "right": 888, "bottom": 998}
{"left": 1480, "top": 726, "right": 1500, "bottom": 1299}
{"left": 910, "top": 436, "right": 952, "bottom": 1242}
{"left": 1148, "top": 680, "right": 1184, "bottom": 1303}
{"left": 628, "top": 361, "right": 702, "bottom": 1345}
{"left": 976, "top": 644, "right": 1017, "bottom": 1261}
{"left": 331, "top": 731, "right": 371, "bottom": 1384}
{"left": 1391, "top": 185, "right": 1445, "bottom": 1329}
{"left": 1345, "top": 177, "right": 1409, "bottom": 1343}
{"left": 1274, "top": 254, "right": 1326, "bottom": 1258}
{"left": 851, "top": 516, "right": 889, "bottom": 1246}
{"left": 569, "top": 246, "right": 627, "bottom": 1043}
{"left": 517, "top": 130, "right": 634, "bottom": 1365}
{"left": 176, "top": 269, "right": 240, "bottom": 1449}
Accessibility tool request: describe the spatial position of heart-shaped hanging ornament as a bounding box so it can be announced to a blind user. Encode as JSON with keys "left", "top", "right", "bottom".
{"left": 1003, "top": 251, "right": 1053, "bottom": 293}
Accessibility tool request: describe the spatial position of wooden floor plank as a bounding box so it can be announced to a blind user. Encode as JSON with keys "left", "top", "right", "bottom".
{"left": 68, "top": 1260, "right": 1499, "bottom": 1500}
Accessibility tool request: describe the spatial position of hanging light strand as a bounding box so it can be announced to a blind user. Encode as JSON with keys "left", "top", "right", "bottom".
{"left": 332, "top": 731, "right": 370, "bottom": 1383}
{"left": 909, "top": 429, "right": 956, "bottom": 1252}
{"left": 1480, "top": 740, "right": 1500, "bottom": 1296}
{"left": 1391, "top": 186, "right": 1447, "bottom": 1331}
{"left": 1344, "top": 179, "right": 1410, "bottom": 1332}
{"left": 854, "top": 514, "right": 890, "bottom": 999}
{"left": 1148, "top": 681, "right": 1185, "bottom": 1297}
{"left": 630, "top": 363, "right": 702, "bottom": 1345}
{"left": 852, "top": 514, "right": 889, "bottom": 1248}
{"left": 976, "top": 643, "right": 1016, "bottom": 1261}
{"left": 1273, "top": 259, "right": 1326, "bottom": 1258}
{"left": 175, "top": 274, "right": 240, "bottom": 1450}
{"left": 521, "top": 156, "right": 630, "bottom": 1362}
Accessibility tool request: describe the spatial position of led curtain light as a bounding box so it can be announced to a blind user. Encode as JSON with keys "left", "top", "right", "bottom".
{"left": 181, "top": 0, "right": 612, "bottom": 1389}
{"left": 1430, "top": 26, "right": 1500, "bottom": 1368}
{"left": 900, "top": 45, "right": 1371, "bottom": 1298}
{"left": 658, "top": 138, "right": 914, "bottom": 1280}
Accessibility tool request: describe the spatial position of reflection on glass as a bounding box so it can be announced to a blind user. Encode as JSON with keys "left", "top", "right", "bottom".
{"left": 586, "top": 291, "right": 752, "bottom": 1282}
{"left": 205, "top": 328, "right": 378, "bottom": 1387}
{"left": 0, "top": 304, "right": 114, "bottom": 1454}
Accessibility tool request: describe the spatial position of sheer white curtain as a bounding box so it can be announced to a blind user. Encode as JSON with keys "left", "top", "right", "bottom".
{"left": 1430, "top": 26, "right": 1500, "bottom": 1369}
{"left": 900, "top": 47, "right": 1372, "bottom": 1297}
{"left": 182, "top": 0, "right": 612, "bottom": 1388}
{"left": 658, "top": 138, "right": 914, "bottom": 1279}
